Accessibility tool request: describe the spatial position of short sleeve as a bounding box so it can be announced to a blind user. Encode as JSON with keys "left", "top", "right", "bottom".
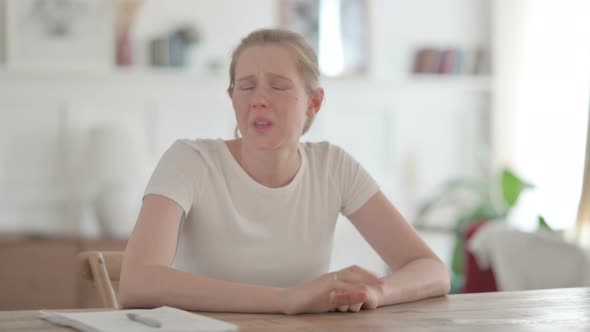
{"left": 144, "top": 140, "right": 204, "bottom": 214}
{"left": 332, "top": 145, "right": 380, "bottom": 216}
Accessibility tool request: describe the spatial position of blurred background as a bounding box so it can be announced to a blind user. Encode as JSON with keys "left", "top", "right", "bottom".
{"left": 0, "top": 0, "right": 589, "bottom": 309}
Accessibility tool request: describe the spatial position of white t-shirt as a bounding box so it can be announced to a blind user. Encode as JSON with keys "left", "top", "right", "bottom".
{"left": 144, "top": 139, "right": 379, "bottom": 287}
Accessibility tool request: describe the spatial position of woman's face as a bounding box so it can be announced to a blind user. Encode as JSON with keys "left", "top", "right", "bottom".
{"left": 230, "top": 44, "right": 321, "bottom": 151}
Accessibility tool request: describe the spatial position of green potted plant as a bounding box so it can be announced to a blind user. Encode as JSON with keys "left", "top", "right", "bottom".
{"left": 415, "top": 168, "right": 546, "bottom": 292}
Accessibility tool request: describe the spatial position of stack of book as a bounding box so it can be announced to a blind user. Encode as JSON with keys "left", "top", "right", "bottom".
{"left": 149, "top": 26, "right": 201, "bottom": 68}
{"left": 412, "top": 47, "right": 489, "bottom": 75}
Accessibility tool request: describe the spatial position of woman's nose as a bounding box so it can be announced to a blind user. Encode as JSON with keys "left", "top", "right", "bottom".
{"left": 250, "top": 87, "right": 269, "bottom": 108}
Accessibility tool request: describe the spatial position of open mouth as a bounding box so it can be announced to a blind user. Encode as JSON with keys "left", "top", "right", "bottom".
{"left": 253, "top": 120, "right": 272, "bottom": 128}
{"left": 251, "top": 117, "right": 274, "bottom": 132}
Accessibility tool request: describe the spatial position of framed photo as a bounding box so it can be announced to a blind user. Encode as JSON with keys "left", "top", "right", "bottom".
{"left": 279, "top": 0, "right": 370, "bottom": 77}
{"left": 5, "top": 0, "right": 115, "bottom": 71}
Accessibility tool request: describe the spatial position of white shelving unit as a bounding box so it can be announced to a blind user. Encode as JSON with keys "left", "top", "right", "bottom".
{"left": 404, "top": 75, "right": 492, "bottom": 93}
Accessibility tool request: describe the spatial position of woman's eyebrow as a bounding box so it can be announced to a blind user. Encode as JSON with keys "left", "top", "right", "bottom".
{"left": 237, "top": 75, "right": 256, "bottom": 82}
{"left": 266, "top": 73, "right": 293, "bottom": 82}
{"left": 237, "top": 73, "right": 293, "bottom": 83}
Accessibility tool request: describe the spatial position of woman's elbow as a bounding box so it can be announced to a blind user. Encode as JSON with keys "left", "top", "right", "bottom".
{"left": 439, "top": 275, "right": 451, "bottom": 296}
{"left": 119, "top": 277, "right": 141, "bottom": 308}
{"left": 118, "top": 288, "right": 135, "bottom": 309}
{"left": 435, "top": 260, "right": 451, "bottom": 296}
{"left": 119, "top": 270, "right": 154, "bottom": 308}
{"left": 119, "top": 283, "right": 159, "bottom": 309}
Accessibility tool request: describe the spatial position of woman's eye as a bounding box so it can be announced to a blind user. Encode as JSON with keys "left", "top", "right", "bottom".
{"left": 239, "top": 86, "right": 254, "bottom": 90}
{"left": 272, "top": 85, "right": 288, "bottom": 90}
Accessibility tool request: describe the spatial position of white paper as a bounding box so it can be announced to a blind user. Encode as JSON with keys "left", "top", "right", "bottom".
{"left": 40, "top": 306, "right": 239, "bottom": 332}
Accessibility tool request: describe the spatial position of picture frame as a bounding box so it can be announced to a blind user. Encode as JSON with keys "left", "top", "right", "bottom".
{"left": 279, "top": 0, "right": 370, "bottom": 78}
{"left": 5, "top": 0, "right": 115, "bottom": 71}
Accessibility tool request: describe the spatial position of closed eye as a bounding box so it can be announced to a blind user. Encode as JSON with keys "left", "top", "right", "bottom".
{"left": 271, "top": 85, "right": 290, "bottom": 91}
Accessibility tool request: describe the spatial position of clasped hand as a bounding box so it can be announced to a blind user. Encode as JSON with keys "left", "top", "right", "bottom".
{"left": 282, "top": 265, "right": 384, "bottom": 315}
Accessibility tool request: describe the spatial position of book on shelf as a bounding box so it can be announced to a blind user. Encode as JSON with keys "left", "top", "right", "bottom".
{"left": 149, "top": 37, "right": 169, "bottom": 67}
{"left": 412, "top": 48, "right": 439, "bottom": 74}
{"left": 472, "top": 48, "right": 490, "bottom": 75}
{"left": 438, "top": 48, "right": 455, "bottom": 74}
{"left": 147, "top": 26, "right": 200, "bottom": 69}
{"left": 452, "top": 50, "right": 463, "bottom": 75}
{"left": 148, "top": 33, "right": 187, "bottom": 68}
{"left": 411, "top": 47, "right": 490, "bottom": 76}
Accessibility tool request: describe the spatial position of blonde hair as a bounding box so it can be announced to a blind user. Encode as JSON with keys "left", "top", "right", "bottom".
{"left": 228, "top": 28, "right": 321, "bottom": 138}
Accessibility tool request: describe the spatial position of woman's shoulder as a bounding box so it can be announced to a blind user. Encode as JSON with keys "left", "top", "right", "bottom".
{"left": 301, "top": 141, "right": 350, "bottom": 164}
{"left": 168, "top": 138, "right": 225, "bottom": 156}
{"left": 159, "top": 138, "right": 226, "bottom": 168}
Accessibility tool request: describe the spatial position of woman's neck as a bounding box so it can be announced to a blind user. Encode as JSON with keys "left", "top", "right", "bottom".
{"left": 227, "top": 139, "right": 301, "bottom": 188}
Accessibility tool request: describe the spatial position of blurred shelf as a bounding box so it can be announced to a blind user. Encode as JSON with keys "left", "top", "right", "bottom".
{"left": 0, "top": 65, "right": 493, "bottom": 95}
{"left": 0, "top": 65, "right": 226, "bottom": 82}
{"left": 0, "top": 66, "right": 230, "bottom": 94}
{"left": 320, "top": 75, "right": 493, "bottom": 94}
{"left": 404, "top": 74, "right": 492, "bottom": 93}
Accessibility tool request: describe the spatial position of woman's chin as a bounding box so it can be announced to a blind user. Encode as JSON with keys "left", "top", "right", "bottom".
{"left": 244, "top": 135, "right": 280, "bottom": 150}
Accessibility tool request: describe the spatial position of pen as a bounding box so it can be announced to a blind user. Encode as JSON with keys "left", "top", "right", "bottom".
{"left": 126, "top": 313, "right": 162, "bottom": 328}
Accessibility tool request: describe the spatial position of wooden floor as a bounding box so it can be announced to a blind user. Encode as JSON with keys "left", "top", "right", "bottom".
{"left": 1, "top": 287, "right": 589, "bottom": 331}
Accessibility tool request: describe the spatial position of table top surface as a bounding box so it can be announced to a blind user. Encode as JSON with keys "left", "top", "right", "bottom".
{"left": 1, "top": 287, "right": 589, "bottom": 332}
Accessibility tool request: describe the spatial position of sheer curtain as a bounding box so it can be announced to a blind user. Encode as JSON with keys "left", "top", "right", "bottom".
{"left": 492, "top": 0, "right": 590, "bottom": 231}
{"left": 576, "top": 109, "right": 590, "bottom": 246}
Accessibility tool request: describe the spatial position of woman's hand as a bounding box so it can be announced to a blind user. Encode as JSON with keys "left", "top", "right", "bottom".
{"left": 281, "top": 265, "right": 384, "bottom": 315}
{"left": 334, "top": 277, "right": 382, "bottom": 312}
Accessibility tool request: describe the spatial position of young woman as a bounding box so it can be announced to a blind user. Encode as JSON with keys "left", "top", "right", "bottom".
{"left": 120, "top": 28, "right": 450, "bottom": 314}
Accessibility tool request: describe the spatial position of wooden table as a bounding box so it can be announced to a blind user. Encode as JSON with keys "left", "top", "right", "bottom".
{"left": 1, "top": 287, "right": 589, "bottom": 331}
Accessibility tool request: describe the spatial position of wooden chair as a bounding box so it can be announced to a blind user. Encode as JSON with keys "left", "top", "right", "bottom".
{"left": 78, "top": 251, "right": 124, "bottom": 309}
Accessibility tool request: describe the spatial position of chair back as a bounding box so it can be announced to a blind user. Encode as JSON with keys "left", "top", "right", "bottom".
{"left": 78, "top": 251, "right": 124, "bottom": 309}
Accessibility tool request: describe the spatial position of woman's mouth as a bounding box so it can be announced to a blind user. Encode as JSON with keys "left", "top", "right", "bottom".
{"left": 252, "top": 118, "right": 273, "bottom": 133}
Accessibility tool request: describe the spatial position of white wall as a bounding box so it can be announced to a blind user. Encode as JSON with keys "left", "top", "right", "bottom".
{"left": 0, "top": 0, "right": 491, "bottom": 273}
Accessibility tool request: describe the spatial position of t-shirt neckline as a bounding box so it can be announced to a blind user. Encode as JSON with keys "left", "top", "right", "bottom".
{"left": 217, "top": 139, "right": 307, "bottom": 193}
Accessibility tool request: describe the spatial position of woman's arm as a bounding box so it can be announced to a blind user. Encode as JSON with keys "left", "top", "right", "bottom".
{"left": 120, "top": 194, "right": 286, "bottom": 312}
{"left": 120, "top": 194, "right": 374, "bottom": 314}
{"left": 346, "top": 191, "right": 451, "bottom": 307}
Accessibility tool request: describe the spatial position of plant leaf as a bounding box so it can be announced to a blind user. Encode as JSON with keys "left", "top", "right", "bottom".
{"left": 451, "top": 239, "right": 464, "bottom": 275}
{"left": 450, "top": 273, "right": 464, "bottom": 294}
{"left": 538, "top": 215, "right": 553, "bottom": 231}
{"left": 500, "top": 169, "right": 532, "bottom": 207}
{"left": 415, "top": 178, "right": 491, "bottom": 224}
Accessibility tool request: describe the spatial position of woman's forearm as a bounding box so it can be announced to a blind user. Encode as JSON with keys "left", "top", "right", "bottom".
{"left": 378, "top": 258, "right": 451, "bottom": 307}
{"left": 119, "top": 265, "right": 285, "bottom": 313}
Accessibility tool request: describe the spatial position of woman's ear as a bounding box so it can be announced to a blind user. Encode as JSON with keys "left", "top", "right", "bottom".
{"left": 307, "top": 88, "right": 324, "bottom": 117}
{"left": 227, "top": 87, "right": 233, "bottom": 98}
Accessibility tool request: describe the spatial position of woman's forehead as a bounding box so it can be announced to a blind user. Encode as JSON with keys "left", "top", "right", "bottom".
{"left": 235, "top": 44, "right": 300, "bottom": 78}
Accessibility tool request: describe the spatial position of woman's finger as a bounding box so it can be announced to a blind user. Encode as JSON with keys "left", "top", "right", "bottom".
{"left": 337, "top": 305, "right": 349, "bottom": 312}
{"left": 350, "top": 303, "right": 363, "bottom": 312}
{"left": 330, "top": 288, "right": 368, "bottom": 308}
